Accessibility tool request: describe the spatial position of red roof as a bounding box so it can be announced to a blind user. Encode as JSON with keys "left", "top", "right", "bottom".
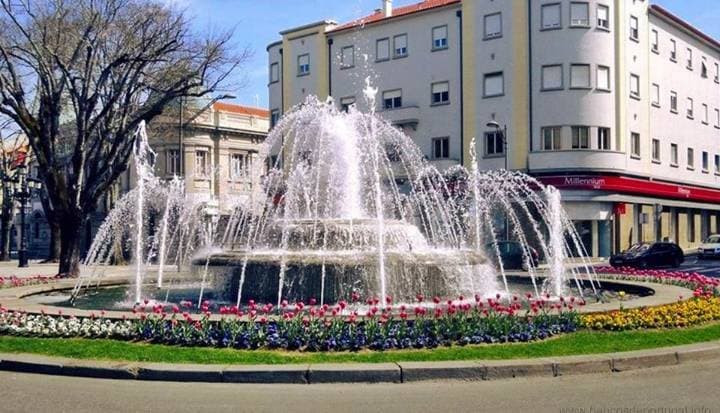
{"left": 650, "top": 5, "right": 720, "bottom": 51}
{"left": 213, "top": 102, "right": 269, "bottom": 118}
{"left": 330, "top": 0, "right": 461, "bottom": 33}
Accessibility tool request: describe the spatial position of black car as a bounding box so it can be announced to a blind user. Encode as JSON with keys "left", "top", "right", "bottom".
{"left": 609, "top": 242, "right": 684, "bottom": 268}
{"left": 487, "top": 241, "right": 540, "bottom": 271}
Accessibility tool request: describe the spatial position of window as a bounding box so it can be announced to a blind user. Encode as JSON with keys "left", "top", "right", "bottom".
{"left": 483, "top": 72, "right": 504, "bottom": 97}
{"left": 651, "top": 84, "right": 660, "bottom": 107}
{"left": 484, "top": 13, "right": 502, "bottom": 39}
{"left": 570, "top": 64, "right": 591, "bottom": 88}
{"left": 652, "top": 139, "right": 661, "bottom": 162}
{"left": 166, "top": 149, "right": 180, "bottom": 175}
{"left": 340, "top": 97, "right": 356, "bottom": 113}
{"left": 597, "top": 4, "right": 609, "bottom": 29}
{"left": 376, "top": 38, "right": 390, "bottom": 61}
{"left": 703, "top": 151, "right": 709, "bottom": 172}
{"left": 270, "top": 110, "right": 280, "bottom": 128}
{"left": 230, "top": 153, "right": 249, "bottom": 179}
{"left": 687, "top": 48, "right": 693, "bottom": 69}
{"left": 541, "top": 3, "right": 561, "bottom": 30}
{"left": 715, "top": 154, "right": 720, "bottom": 174}
{"left": 631, "top": 133, "right": 640, "bottom": 158}
{"left": 687, "top": 97, "right": 694, "bottom": 118}
{"left": 383, "top": 90, "right": 402, "bottom": 109}
{"left": 431, "top": 82, "right": 450, "bottom": 105}
{"left": 432, "top": 25, "right": 448, "bottom": 49}
{"left": 703, "top": 104, "right": 709, "bottom": 124}
{"left": 670, "top": 39, "right": 677, "bottom": 61}
{"left": 670, "top": 91, "right": 678, "bottom": 113}
{"left": 651, "top": 30, "right": 659, "bottom": 52}
{"left": 541, "top": 127, "right": 562, "bottom": 151}
{"left": 598, "top": 127, "right": 611, "bottom": 150}
{"left": 341, "top": 46, "right": 354, "bottom": 68}
{"left": 541, "top": 65, "right": 563, "bottom": 90}
{"left": 485, "top": 131, "right": 504, "bottom": 155}
{"left": 629, "top": 74, "right": 640, "bottom": 98}
{"left": 715, "top": 109, "right": 720, "bottom": 128}
{"left": 629, "top": 16, "right": 639, "bottom": 41}
{"left": 701, "top": 58, "right": 708, "bottom": 78}
{"left": 270, "top": 62, "right": 279, "bottom": 83}
{"left": 393, "top": 34, "right": 408, "bottom": 58}
{"left": 297, "top": 54, "right": 310, "bottom": 76}
{"left": 671, "top": 144, "right": 679, "bottom": 166}
{"left": 432, "top": 137, "right": 450, "bottom": 159}
{"left": 715, "top": 63, "right": 719, "bottom": 82}
{"left": 570, "top": 2, "right": 589, "bottom": 27}
{"left": 571, "top": 126, "right": 589, "bottom": 149}
{"left": 687, "top": 148, "right": 695, "bottom": 169}
{"left": 195, "top": 150, "right": 209, "bottom": 177}
{"left": 597, "top": 66, "right": 610, "bottom": 91}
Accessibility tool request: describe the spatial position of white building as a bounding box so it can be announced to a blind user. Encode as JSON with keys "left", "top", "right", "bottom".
{"left": 268, "top": 0, "right": 720, "bottom": 257}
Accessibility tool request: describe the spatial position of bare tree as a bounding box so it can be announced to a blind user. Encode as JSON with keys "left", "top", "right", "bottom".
{"left": 0, "top": 0, "right": 246, "bottom": 276}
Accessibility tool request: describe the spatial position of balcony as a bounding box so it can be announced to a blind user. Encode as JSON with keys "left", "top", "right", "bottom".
{"left": 379, "top": 105, "right": 420, "bottom": 130}
{"left": 529, "top": 150, "right": 627, "bottom": 173}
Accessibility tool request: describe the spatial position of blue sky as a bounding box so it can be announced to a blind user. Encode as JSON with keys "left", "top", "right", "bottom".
{"left": 172, "top": 0, "right": 720, "bottom": 109}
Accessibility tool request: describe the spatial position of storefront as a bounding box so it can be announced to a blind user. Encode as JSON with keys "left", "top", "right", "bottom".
{"left": 537, "top": 174, "right": 720, "bottom": 257}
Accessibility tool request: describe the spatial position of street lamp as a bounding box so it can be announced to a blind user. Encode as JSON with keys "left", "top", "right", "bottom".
{"left": 14, "top": 165, "right": 43, "bottom": 268}
{"left": 486, "top": 120, "right": 510, "bottom": 240}
{"left": 485, "top": 120, "right": 508, "bottom": 171}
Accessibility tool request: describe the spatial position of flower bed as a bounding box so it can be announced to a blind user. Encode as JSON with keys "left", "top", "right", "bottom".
{"left": 582, "top": 296, "right": 720, "bottom": 330}
{"left": 595, "top": 266, "right": 720, "bottom": 294}
{"left": 0, "top": 269, "right": 719, "bottom": 351}
{"left": 0, "top": 295, "right": 579, "bottom": 351}
{"left": 0, "top": 275, "right": 59, "bottom": 289}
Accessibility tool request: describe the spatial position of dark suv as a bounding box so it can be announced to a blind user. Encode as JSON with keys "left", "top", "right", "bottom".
{"left": 609, "top": 242, "right": 684, "bottom": 268}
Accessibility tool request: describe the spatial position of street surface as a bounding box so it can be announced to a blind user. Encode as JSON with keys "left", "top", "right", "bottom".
{"left": 0, "top": 360, "right": 718, "bottom": 413}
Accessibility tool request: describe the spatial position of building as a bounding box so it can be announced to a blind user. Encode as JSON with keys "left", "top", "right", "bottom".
{"left": 268, "top": 0, "right": 720, "bottom": 257}
{"left": 140, "top": 101, "right": 270, "bottom": 215}
{"left": 24, "top": 101, "right": 269, "bottom": 259}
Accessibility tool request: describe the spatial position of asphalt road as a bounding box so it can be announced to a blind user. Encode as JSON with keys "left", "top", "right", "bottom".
{"left": 1, "top": 360, "right": 719, "bottom": 413}
{"left": 678, "top": 255, "right": 720, "bottom": 278}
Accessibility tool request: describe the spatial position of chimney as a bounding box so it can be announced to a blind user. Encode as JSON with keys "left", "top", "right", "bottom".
{"left": 382, "top": 0, "right": 392, "bottom": 17}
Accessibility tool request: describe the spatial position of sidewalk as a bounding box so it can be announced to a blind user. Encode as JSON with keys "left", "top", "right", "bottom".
{"left": 0, "top": 260, "right": 61, "bottom": 278}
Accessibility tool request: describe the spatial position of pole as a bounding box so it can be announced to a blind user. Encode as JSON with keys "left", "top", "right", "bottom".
{"left": 503, "top": 124, "right": 510, "bottom": 241}
{"left": 179, "top": 96, "right": 184, "bottom": 177}
{"left": 18, "top": 168, "right": 27, "bottom": 268}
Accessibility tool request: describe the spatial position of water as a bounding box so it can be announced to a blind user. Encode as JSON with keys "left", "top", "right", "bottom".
{"left": 75, "top": 95, "right": 597, "bottom": 309}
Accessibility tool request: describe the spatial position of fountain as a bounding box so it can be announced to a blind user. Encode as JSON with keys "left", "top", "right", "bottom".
{"left": 71, "top": 94, "right": 598, "bottom": 310}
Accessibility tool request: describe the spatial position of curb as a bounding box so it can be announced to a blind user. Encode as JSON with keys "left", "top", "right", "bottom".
{"left": 0, "top": 341, "right": 719, "bottom": 384}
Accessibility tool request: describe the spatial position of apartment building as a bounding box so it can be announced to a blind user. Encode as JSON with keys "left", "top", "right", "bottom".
{"left": 268, "top": 0, "right": 720, "bottom": 257}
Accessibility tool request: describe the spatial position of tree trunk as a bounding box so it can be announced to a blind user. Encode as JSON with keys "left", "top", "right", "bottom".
{"left": 58, "top": 213, "right": 84, "bottom": 277}
{"left": 46, "top": 218, "right": 61, "bottom": 262}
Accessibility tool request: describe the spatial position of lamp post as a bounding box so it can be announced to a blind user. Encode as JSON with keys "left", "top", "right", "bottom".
{"left": 486, "top": 120, "right": 510, "bottom": 240}
{"left": 14, "top": 165, "right": 42, "bottom": 268}
{"left": 485, "top": 120, "right": 508, "bottom": 171}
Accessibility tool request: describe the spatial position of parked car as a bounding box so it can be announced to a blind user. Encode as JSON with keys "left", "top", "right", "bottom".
{"left": 609, "top": 242, "right": 684, "bottom": 268}
{"left": 698, "top": 235, "right": 720, "bottom": 259}
{"left": 487, "top": 241, "right": 540, "bottom": 271}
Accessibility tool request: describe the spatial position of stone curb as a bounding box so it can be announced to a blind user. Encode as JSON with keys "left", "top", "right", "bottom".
{"left": 0, "top": 341, "right": 718, "bottom": 384}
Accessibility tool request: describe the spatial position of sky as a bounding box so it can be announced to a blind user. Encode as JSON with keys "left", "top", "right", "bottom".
{"left": 170, "top": 0, "right": 720, "bottom": 109}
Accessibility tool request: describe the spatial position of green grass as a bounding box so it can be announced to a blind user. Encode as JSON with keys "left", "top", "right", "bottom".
{"left": 1, "top": 323, "right": 720, "bottom": 365}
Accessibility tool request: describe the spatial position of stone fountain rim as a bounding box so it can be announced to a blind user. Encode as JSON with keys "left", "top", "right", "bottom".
{"left": 0, "top": 272, "right": 692, "bottom": 321}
